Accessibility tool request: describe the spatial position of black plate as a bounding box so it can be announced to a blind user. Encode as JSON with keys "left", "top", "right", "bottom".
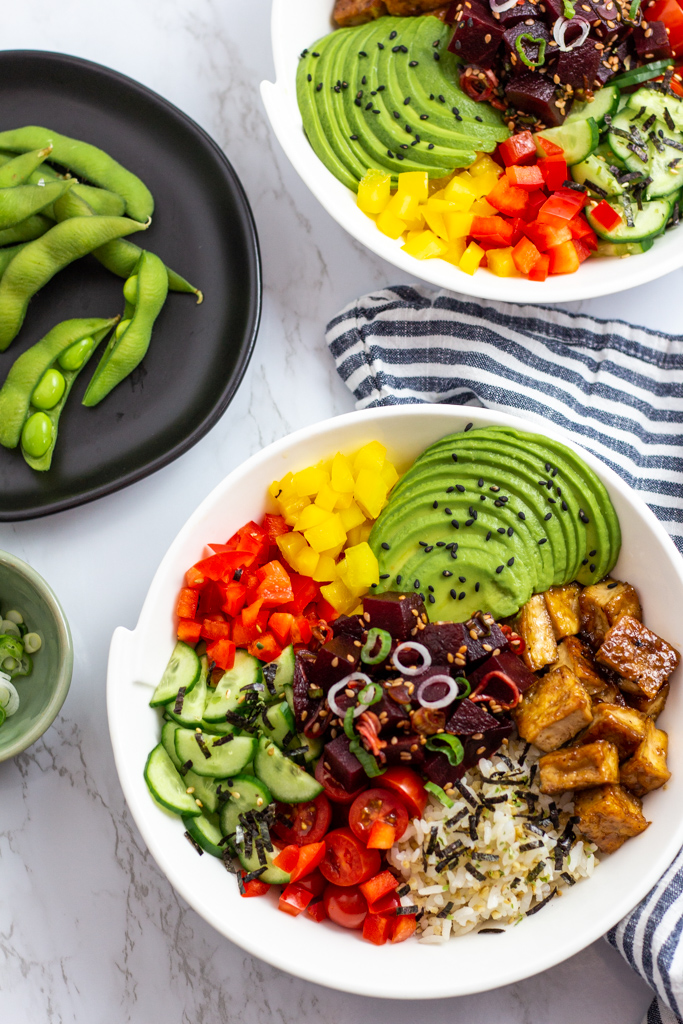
{"left": 0, "top": 51, "right": 261, "bottom": 521}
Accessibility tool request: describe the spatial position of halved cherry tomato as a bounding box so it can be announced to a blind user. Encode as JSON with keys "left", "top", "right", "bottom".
{"left": 363, "top": 912, "right": 393, "bottom": 945}
{"left": 377, "top": 767, "right": 428, "bottom": 818}
{"left": 314, "top": 758, "right": 367, "bottom": 805}
{"left": 349, "top": 788, "right": 409, "bottom": 845}
{"left": 273, "top": 841, "right": 326, "bottom": 882}
{"left": 278, "top": 882, "right": 314, "bottom": 917}
{"left": 272, "top": 794, "right": 332, "bottom": 846}
{"left": 323, "top": 883, "right": 368, "bottom": 929}
{"left": 319, "top": 828, "right": 381, "bottom": 887}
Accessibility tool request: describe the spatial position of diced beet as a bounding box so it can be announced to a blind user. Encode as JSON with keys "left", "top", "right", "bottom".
{"left": 555, "top": 39, "right": 602, "bottom": 90}
{"left": 293, "top": 651, "right": 328, "bottom": 738}
{"left": 634, "top": 21, "right": 672, "bottom": 61}
{"left": 331, "top": 614, "right": 365, "bottom": 641}
{"left": 503, "top": 20, "right": 550, "bottom": 62}
{"left": 308, "top": 635, "right": 360, "bottom": 691}
{"left": 381, "top": 734, "right": 425, "bottom": 769}
{"left": 323, "top": 734, "right": 369, "bottom": 793}
{"left": 420, "top": 619, "right": 509, "bottom": 666}
{"left": 445, "top": 697, "right": 500, "bottom": 735}
{"left": 374, "top": 693, "right": 410, "bottom": 733}
{"left": 362, "top": 591, "right": 426, "bottom": 641}
{"left": 506, "top": 71, "right": 565, "bottom": 127}
{"left": 423, "top": 717, "right": 514, "bottom": 785}
{"left": 497, "top": 1, "right": 542, "bottom": 27}
{"left": 448, "top": 1, "right": 505, "bottom": 67}
{"left": 467, "top": 649, "right": 536, "bottom": 694}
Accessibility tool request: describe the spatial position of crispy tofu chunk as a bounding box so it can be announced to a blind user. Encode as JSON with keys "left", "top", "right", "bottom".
{"left": 597, "top": 615, "right": 680, "bottom": 700}
{"left": 385, "top": 0, "right": 446, "bottom": 12}
{"left": 579, "top": 579, "right": 642, "bottom": 649}
{"left": 624, "top": 683, "right": 670, "bottom": 720}
{"left": 515, "top": 594, "right": 558, "bottom": 672}
{"left": 574, "top": 783, "right": 649, "bottom": 853}
{"left": 553, "top": 636, "right": 607, "bottom": 696}
{"left": 513, "top": 665, "right": 592, "bottom": 752}
{"left": 620, "top": 719, "right": 670, "bottom": 797}
{"left": 539, "top": 740, "right": 619, "bottom": 794}
{"left": 579, "top": 703, "right": 647, "bottom": 759}
{"left": 544, "top": 583, "right": 581, "bottom": 639}
{"left": 333, "top": 0, "right": 386, "bottom": 25}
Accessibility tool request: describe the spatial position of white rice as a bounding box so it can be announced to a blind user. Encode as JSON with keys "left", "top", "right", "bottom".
{"left": 387, "top": 737, "right": 598, "bottom": 941}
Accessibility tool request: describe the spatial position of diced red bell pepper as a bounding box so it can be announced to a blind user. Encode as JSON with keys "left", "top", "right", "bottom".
{"left": 231, "top": 606, "right": 270, "bottom": 646}
{"left": 307, "top": 898, "right": 328, "bottom": 922}
{"left": 273, "top": 845, "right": 300, "bottom": 874}
{"left": 538, "top": 190, "right": 586, "bottom": 223}
{"left": 177, "top": 619, "right": 202, "bottom": 644}
{"left": 279, "top": 882, "right": 314, "bottom": 917}
{"left": 366, "top": 820, "right": 397, "bottom": 849}
{"left": 274, "top": 841, "right": 327, "bottom": 882}
{"left": 368, "top": 891, "right": 401, "bottom": 915}
{"left": 506, "top": 164, "right": 545, "bottom": 190}
{"left": 486, "top": 176, "right": 529, "bottom": 217}
{"left": 363, "top": 913, "right": 393, "bottom": 946}
{"left": 537, "top": 135, "right": 564, "bottom": 156}
{"left": 498, "top": 130, "right": 537, "bottom": 166}
{"left": 511, "top": 235, "right": 541, "bottom": 275}
{"left": 269, "top": 611, "right": 295, "bottom": 647}
{"left": 206, "top": 637, "right": 236, "bottom": 671}
{"left": 249, "top": 632, "right": 284, "bottom": 663}
{"left": 221, "top": 583, "right": 247, "bottom": 618}
{"left": 193, "top": 551, "right": 243, "bottom": 582}
{"left": 314, "top": 597, "right": 338, "bottom": 623}
{"left": 470, "top": 215, "right": 515, "bottom": 246}
{"left": 647, "top": 0, "right": 683, "bottom": 54}
{"left": 291, "top": 615, "right": 314, "bottom": 644}
{"left": 539, "top": 156, "right": 568, "bottom": 193}
{"left": 573, "top": 238, "right": 592, "bottom": 263}
{"left": 200, "top": 617, "right": 231, "bottom": 641}
{"left": 528, "top": 253, "right": 550, "bottom": 282}
{"left": 568, "top": 214, "right": 598, "bottom": 250}
{"left": 524, "top": 219, "right": 572, "bottom": 251}
{"left": 590, "top": 199, "right": 622, "bottom": 232}
{"left": 521, "top": 189, "right": 548, "bottom": 223}
{"left": 242, "top": 598, "right": 265, "bottom": 628}
{"left": 256, "top": 560, "right": 294, "bottom": 606}
{"left": 262, "top": 513, "right": 290, "bottom": 544}
{"left": 508, "top": 217, "right": 526, "bottom": 245}
{"left": 548, "top": 239, "right": 581, "bottom": 275}
{"left": 197, "top": 581, "right": 228, "bottom": 617}
{"left": 185, "top": 565, "right": 205, "bottom": 588}
{"left": 391, "top": 915, "right": 418, "bottom": 943}
{"left": 176, "top": 587, "right": 199, "bottom": 619}
{"left": 241, "top": 873, "right": 270, "bottom": 898}
{"left": 359, "top": 870, "right": 398, "bottom": 906}
{"left": 282, "top": 574, "right": 320, "bottom": 615}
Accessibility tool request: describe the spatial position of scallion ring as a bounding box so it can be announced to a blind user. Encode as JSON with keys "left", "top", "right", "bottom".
{"left": 358, "top": 681, "right": 383, "bottom": 707}
{"left": 562, "top": 0, "right": 576, "bottom": 16}
{"left": 489, "top": 0, "right": 519, "bottom": 11}
{"left": 424, "top": 781, "right": 455, "bottom": 808}
{"left": 455, "top": 676, "right": 471, "bottom": 698}
{"left": 23, "top": 632, "right": 42, "bottom": 654}
{"left": 552, "top": 15, "right": 590, "bottom": 51}
{"left": 2, "top": 657, "right": 18, "bottom": 672}
{"left": 4, "top": 610, "right": 23, "bottom": 625}
{"left": 515, "top": 33, "right": 547, "bottom": 68}
{"left": 0, "top": 677, "right": 20, "bottom": 716}
{"left": 327, "top": 672, "right": 373, "bottom": 718}
{"left": 425, "top": 733, "right": 464, "bottom": 767}
{"left": 360, "top": 627, "right": 392, "bottom": 665}
{"left": 0, "top": 619, "right": 21, "bottom": 638}
{"left": 391, "top": 641, "right": 432, "bottom": 677}
{"left": 417, "top": 673, "right": 460, "bottom": 709}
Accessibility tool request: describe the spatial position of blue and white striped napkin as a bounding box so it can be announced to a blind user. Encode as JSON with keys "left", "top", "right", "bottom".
{"left": 326, "top": 284, "right": 683, "bottom": 1023}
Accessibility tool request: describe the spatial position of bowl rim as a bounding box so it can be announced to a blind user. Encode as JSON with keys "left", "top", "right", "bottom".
{"left": 0, "top": 549, "right": 73, "bottom": 761}
{"left": 107, "top": 404, "right": 683, "bottom": 998}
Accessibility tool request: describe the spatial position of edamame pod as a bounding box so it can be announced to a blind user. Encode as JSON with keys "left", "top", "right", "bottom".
{"left": 0, "top": 146, "right": 53, "bottom": 188}
{"left": 52, "top": 186, "right": 125, "bottom": 221}
{"left": 0, "top": 244, "right": 27, "bottom": 279}
{"left": 0, "top": 214, "right": 52, "bottom": 246}
{"left": 0, "top": 317, "right": 118, "bottom": 448}
{"left": 0, "top": 215, "right": 147, "bottom": 351}
{"left": 0, "top": 180, "right": 70, "bottom": 230}
{"left": 0, "top": 126, "right": 154, "bottom": 221}
{"left": 83, "top": 252, "right": 168, "bottom": 406}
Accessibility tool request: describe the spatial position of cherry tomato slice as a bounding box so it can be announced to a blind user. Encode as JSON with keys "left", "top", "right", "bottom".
{"left": 319, "top": 827, "right": 381, "bottom": 887}
{"left": 323, "top": 883, "right": 368, "bottom": 930}
{"left": 349, "top": 788, "right": 409, "bottom": 845}
{"left": 377, "top": 766, "right": 428, "bottom": 818}
{"left": 315, "top": 758, "right": 367, "bottom": 805}
{"left": 272, "top": 793, "right": 332, "bottom": 846}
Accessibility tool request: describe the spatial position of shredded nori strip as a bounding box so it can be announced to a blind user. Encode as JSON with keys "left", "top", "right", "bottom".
{"left": 285, "top": 745, "right": 309, "bottom": 760}
{"left": 584, "top": 178, "right": 608, "bottom": 199}
{"left": 553, "top": 845, "right": 564, "bottom": 870}
{"left": 642, "top": 113, "right": 656, "bottom": 133}
{"left": 524, "top": 822, "right": 546, "bottom": 837}
{"left": 179, "top": 759, "right": 193, "bottom": 776}
{"left": 479, "top": 927, "right": 505, "bottom": 934}
{"left": 426, "top": 824, "right": 440, "bottom": 856}
{"left": 561, "top": 179, "right": 586, "bottom": 192}
{"left": 649, "top": 131, "right": 665, "bottom": 153}
{"left": 174, "top": 686, "right": 186, "bottom": 714}
{"left": 261, "top": 707, "right": 272, "bottom": 729}
{"left": 622, "top": 193, "right": 635, "bottom": 227}
{"left": 437, "top": 901, "right": 454, "bottom": 918}
{"left": 526, "top": 887, "right": 557, "bottom": 916}
{"left": 510, "top": 877, "right": 520, "bottom": 889}
{"left": 627, "top": 142, "right": 649, "bottom": 162}
{"left": 529, "top": 764, "right": 538, "bottom": 787}
{"left": 469, "top": 806, "right": 482, "bottom": 841}
{"left": 446, "top": 807, "right": 468, "bottom": 828}
{"left": 212, "top": 734, "right": 234, "bottom": 747}
{"left": 526, "top": 860, "right": 546, "bottom": 883}
{"left": 240, "top": 681, "right": 265, "bottom": 693}
{"left": 561, "top": 871, "right": 576, "bottom": 886}
{"left": 195, "top": 734, "right": 211, "bottom": 759}
{"left": 519, "top": 840, "right": 543, "bottom": 852}
{"left": 465, "top": 863, "right": 486, "bottom": 882}
{"left": 661, "top": 135, "right": 683, "bottom": 152}
{"left": 396, "top": 905, "right": 420, "bottom": 916}
{"left": 255, "top": 836, "right": 267, "bottom": 866}
{"left": 608, "top": 124, "right": 634, "bottom": 140}
{"left": 519, "top": 742, "right": 531, "bottom": 767}
{"left": 435, "top": 840, "right": 465, "bottom": 871}
{"left": 243, "top": 866, "right": 268, "bottom": 884}
{"left": 484, "top": 794, "right": 508, "bottom": 804}
{"left": 630, "top": 105, "right": 645, "bottom": 121}
{"left": 281, "top": 729, "right": 296, "bottom": 749}
{"left": 664, "top": 106, "right": 676, "bottom": 131}
{"left": 397, "top": 883, "right": 411, "bottom": 897}
{"left": 475, "top": 852, "right": 499, "bottom": 861}
{"left": 454, "top": 779, "right": 478, "bottom": 807}
{"left": 184, "top": 830, "right": 204, "bottom": 855}
{"left": 548, "top": 802, "right": 560, "bottom": 829}
{"left": 236, "top": 869, "right": 246, "bottom": 895}
{"left": 263, "top": 663, "right": 278, "bottom": 695}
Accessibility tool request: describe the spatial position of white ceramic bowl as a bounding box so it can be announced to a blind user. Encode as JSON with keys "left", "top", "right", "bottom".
{"left": 107, "top": 405, "right": 683, "bottom": 998}
{"left": 261, "top": 1, "right": 683, "bottom": 305}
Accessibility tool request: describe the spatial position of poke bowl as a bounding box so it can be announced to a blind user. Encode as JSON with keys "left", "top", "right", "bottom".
{"left": 107, "top": 404, "right": 683, "bottom": 998}
{"left": 261, "top": 0, "right": 683, "bottom": 303}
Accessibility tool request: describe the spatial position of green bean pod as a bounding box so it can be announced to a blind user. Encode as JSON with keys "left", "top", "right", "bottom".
{"left": 0, "top": 126, "right": 154, "bottom": 221}
{"left": 83, "top": 252, "right": 168, "bottom": 406}
{"left": 0, "top": 180, "right": 70, "bottom": 230}
{"left": 0, "top": 214, "right": 53, "bottom": 246}
{"left": 0, "top": 146, "right": 53, "bottom": 188}
{"left": 0, "top": 317, "right": 118, "bottom": 449}
{"left": 0, "top": 214, "right": 148, "bottom": 351}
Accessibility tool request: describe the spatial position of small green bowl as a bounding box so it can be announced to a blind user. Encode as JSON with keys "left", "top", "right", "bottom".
{"left": 0, "top": 549, "right": 73, "bottom": 761}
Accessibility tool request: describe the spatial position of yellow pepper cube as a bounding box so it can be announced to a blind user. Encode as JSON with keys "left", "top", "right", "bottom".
{"left": 422, "top": 207, "right": 449, "bottom": 241}
{"left": 314, "top": 482, "right": 339, "bottom": 513}
{"left": 276, "top": 531, "right": 306, "bottom": 564}
{"left": 320, "top": 579, "right": 355, "bottom": 614}
{"left": 426, "top": 197, "right": 457, "bottom": 214}
{"left": 333, "top": 490, "right": 354, "bottom": 509}
{"left": 280, "top": 495, "right": 310, "bottom": 524}
{"left": 292, "top": 465, "right": 329, "bottom": 497}
{"left": 331, "top": 452, "right": 355, "bottom": 493}
{"left": 304, "top": 512, "right": 347, "bottom": 553}
{"left": 357, "top": 169, "right": 391, "bottom": 215}
{"left": 471, "top": 197, "right": 497, "bottom": 216}
{"left": 472, "top": 171, "right": 501, "bottom": 199}
{"left": 293, "top": 504, "right": 332, "bottom": 532}
{"left": 359, "top": 521, "right": 373, "bottom": 543}
{"left": 320, "top": 540, "right": 346, "bottom": 559}
{"left": 346, "top": 525, "right": 363, "bottom": 547}
{"left": 444, "top": 175, "right": 477, "bottom": 201}
{"left": 459, "top": 241, "right": 485, "bottom": 276}
{"left": 402, "top": 229, "right": 447, "bottom": 260}
{"left": 470, "top": 153, "right": 502, "bottom": 178}
{"left": 312, "top": 554, "right": 337, "bottom": 583}
{"left": 441, "top": 237, "right": 468, "bottom": 266}
{"left": 387, "top": 190, "right": 419, "bottom": 222}
{"left": 444, "top": 211, "right": 474, "bottom": 241}
{"left": 487, "top": 247, "right": 519, "bottom": 278}
{"left": 353, "top": 440, "right": 386, "bottom": 474}
{"left": 380, "top": 460, "right": 399, "bottom": 489}
{"left": 397, "top": 170, "right": 428, "bottom": 203}
{"left": 339, "top": 500, "right": 366, "bottom": 532}
{"left": 376, "top": 208, "right": 407, "bottom": 240}
{"left": 344, "top": 542, "right": 380, "bottom": 588}
{"left": 270, "top": 472, "right": 291, "bottom": 500}
{"left": 294, "top": 544, "right": 319, "bottom": 577}
{"left": 429, "top": 187, "right": 445, "bottom": 201}
{"left": 354, "top": 468, "right": 388, "bottom": 519}
{"left": 402, "top": 207, "right": 426, "bottom": 232}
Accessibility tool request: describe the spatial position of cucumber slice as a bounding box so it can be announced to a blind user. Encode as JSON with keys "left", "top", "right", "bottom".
{"left": 253, "top": 736, "right": 324, "bottom": 803}
{"left": 626, "top": 87, "right": 683, "bottom": 131}
{"left": 200, "top": 717, "right": 236, "bottom": 736}
{"left": 149, "top": 641, "right": 200, "bottom": 707}
{"left": 161, "top": 719, "right": 229, "bottom": 813}
{"left": 203, "top": 649, "right": 263, "bottom": 722}
{"left": 282, "top": 683, "right": 294, "bottom": 715}
{"left": 161, "top": 719, "right": 182, "bottom": 767}
{"left": 567, "top": 85, "right": 619, "bottom": 126}
{"left": 535, "top": 117, "right": 599, "bottom": 164}
{"left": 272, "top": 644, "right": 295, "bottom": 691}
{"left": 237, "top": 843, "right": 290, "bottom": 885}
{"left": 164, "top": 655, "right": 209, "bottom": 727}
{"left": 594, "top": 140, "right": 625, "bottom": 168}
{"left": 610, "top": 59, "right": 675, "bottom": 91}
{"left": 298, "top": 733, "right": 323, "bottom": 763}
{"left": 587, "top": 197, "right": 671, "bottom": 241}
{"left": 259, "top": 700, "right": 297, "bottom": 749}
{"left": 174, "top": 728, "right": 257, "bottom": 778}
{"left": 144, "top": 744, "right": 201, "bottom": 816}
{"left": 592, "top": 238, "right": 655, "bottom": 257}
{"left": 571, "top": 153, "right": 623, "bottom": 197}
{"left": 219, "top": 773, "right": 273, "bottom": 838}
{"left": 182, "top": 811, "right": 225, "bottom": 857}
{"left": 607, "top": 110, "right": 683, "bottom": 199}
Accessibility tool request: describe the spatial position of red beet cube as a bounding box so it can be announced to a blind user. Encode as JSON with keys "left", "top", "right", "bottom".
{"left": 382, "top": 734, "right": 426, "bottom": 769}
{"left": 505, "top": 71, "right": 565, "bottom": 127}
{"left": 467, "top": 649, "right": 536, "bottom": 694}
{"left": 634, "top": 21, "right": 672, "bottom": 61}
{"left": 362, "top": 591, "right": 426, "bottom": 641}
{"left": 323, "top": 734, "right": 368, "bottom": 793}
{"left": 309, "top": 635, "right": 360, "bottom": 691}
{"left": 503, "top": 20, "right": 550, "bottom": 61}
{"left": 448, "top": 0, "right": 505, "bottom": 67}
{"left": 445, "top": 697, "right": 500, "bottom": 735}
{"left": 555, "top": 39, "right": 602, "bottom": 90}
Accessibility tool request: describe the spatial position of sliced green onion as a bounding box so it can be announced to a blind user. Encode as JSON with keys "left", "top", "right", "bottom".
{"left": 455, "top": 676, "right": 471, "bottom": 698}
{"left": 628, "top": 0, "right": 641, "bottom": 17}
{"left": 2, "top": 657, "right": 18, "bottom": 672}
{"left": 0, "top": 705, "right": 5, "bottom": 727}
{"left": 358, "top": 682, "right": 383, "bottom": 707}
{"left": 349, "top": 735, "right": 386, "bottom": 777}
{"left": 563, "top": 0, "right": 576, "bottom": 14}
{"left": 10, "top": 654, "right": 32, "bottom": 679}
{"left": 424, "top": 781, "right": 455, "bottom": 808}
{"left": 4, "top": 610, "right": 23, "bottom": 625}
{"left": 515, "top": 34, "right": 546, "bottom": 69}
{"left": 425, "top": 733, "right": 464, "bottom": 767}
{"left": 343, "top": 705, "right": 355, "bottom": 740}
{"left": 0, "top": 635, "right": 23, "bottom": 660}
{"left": 0, "top": 620, "right": 21, "bottom": 639}
{"left": 360, "top": 628, "right": 392, "bottom": 665}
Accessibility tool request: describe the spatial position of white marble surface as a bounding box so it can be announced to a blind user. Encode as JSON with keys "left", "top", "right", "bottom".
{"left": 0, "top": 1, "right": 677, "bottom": 1021}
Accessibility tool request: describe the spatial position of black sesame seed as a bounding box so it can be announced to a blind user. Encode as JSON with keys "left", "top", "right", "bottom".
{"left": 581, "top": 558, "right": 589, "bottom": 566}
{"left": 538, "top": 481, "right": 546, "bottom": 487}
{"left": 507, "top": 557, "right": 515, "bottom": 567}
{"left": 579, "top": 509, "right": 589, "bottom": 523}
{"left": 359, "top": 51, "right": 367, "bottom": 57}
{"left": 419, "top": 540, "right": 428, "bottom": 547}
{"left": 312, "top": 52, "right": 320, "bottom": 57}
{"left": 409, "top": 60, "right": 419, "bottom": 66}
{"left": 451, "top": 453, "right": 458, "bottom": 463}
{"left": 379, "top": 573, "right": 390, "bottom": 580}
{"left": 362, "top": 75, "right": 367, "bottom": 84}
{"left": 443, "top": 570, "right": 453, "bottom": 577}
{"left": 518, "top": 512, "right": 526, "bottom": 521}
{"left": 428, "top": 144, "right": 434, "bottom": 149}
{"left": 430, "top": 93, "right": 435, "bottom": 100}
{"left": 545, "top": 463, "right": 551, "bottom": 472}
{"left": 393, "top": 110, "right": 401, "bottom": 119}
{"left": 405, "top": 125, "right": 412, "bottom": 133}
{"left": 452, "top": 520, "right": 460, "bottom": 529}
{"left": 420, "top": 113, "right": 428, "bottom": 120}
{"left": 486, "top": 531, "right": 492, "bottom": 540}
{"left": 475, "top": 115, "right": 482, "bottom": 122}
{"left": 404, "top": 97, "right": 411, "bottom": 105}
{"left": 307, "top": 73, "right": 312, "bottom": 82}
{"left": 381, "top": 542, "right": 390, "bottom": 550}
{"left": 445, "top": 508, "right": 452, "bottom": 515}
{"left": 424, "top": 545, "right": 433, "bottom": 553}
{"left": 497, "top": 528, "right": 505, "bottom": 534}
{"left": 459, "top": 576, "right": 467, "bottom": 583}
{"left": 539, "top": 538, "right": 547, "bottom": 545}
{"left": 561, "top": 501, "right": 568, "bottom": 511}
{"left": 414, "top": 579, "right": 421, "bottom": 589}
{"left": 428, "top": 585, "right": 434, "bottom": 593}
{"left": 607, "top": 581, "right": 618, "bottom": 589}
{"left": 437, "top": 542, "right": 445, "bottom": 547}
{"left": 494, "top": 500, "right": 503, "bottom": 507}
{"left": 552, "top": 468, "right": 558, "bottom": 477}
{"left": 387, "top": 150, "right": 394, "bottom": 158}
{"left": 490, "top": 485, "right": 500, "bottom": 492}
{"left": 450, "top": 589, "right": 457, "bottom": 599}
{"left": 392, "top": 45, "right": 401, "bottom": 52}
{"left": 544, "top": 513, "right": 552, "bottom": 521}
{"left": 589, "top": 550, "right": 597, "bottom": 557}
{"left": 396, "top": 153, "right": 404, "bottom": 160}
{"left": 350, "top": 135, "right": 358, "bottom": 140}
{"left": 377, "top": 84, "right": 384, "bottom": 90}
{"left": 456, "top": 484, "right": 465, "bottom": 493}
{"left": 458, "top": 591, "right": 466, "bottom": 600}
{"left": 390, "top": 29, "right": 397, "bottom": 38}
{"left": 438, "top": 94, "right": 445, "bottom": 102}
{"left": 590, "top": 563, "right": 596, "bottom": 572}
{"left": 378, "top": 41, "right": 384, "bottom": 49}
{"left": 475, "top": 582, "right": 480, "bottom": 592}
{"left": 507, "top": 527, "right": 513, "bottom": 537}
{"left": 478, "top": 478, "right": 484, "bottom": 487}
{"left": 428, "top": 594, "right": 435, "bottom": 604}
{"left": 464, "top": 422, "right": 473, "bottom": 431}
{"left": 465, "top": 519, "right": 474, "bottom": 527}
{"left": 373, "top": 109, "right": 380, "bottom": 114}
{"left": 316, "top": 83, "right": 323, "bottom": 92}
{"left": 396, "top": 575, "right": 402, "bottom": 584}
{"left": 434, "top": 52, "right": 440, "bottom": 60}
{"left": 446, "top": 486, "right": 455, "bottom": 493}
{"left": 496, "top": 565, "right": 504, "bottom": 574}
{"left": 480, "top": 495, "right": 486, "bottom": 502}
{"left": 548, "top": 497, "right": 556, "bottom": 504}
{"left": 433, "top": 500, "right": 439, "bottom": 509}
{"left": 556, "top": 487, "right": 562, "bottom": 497}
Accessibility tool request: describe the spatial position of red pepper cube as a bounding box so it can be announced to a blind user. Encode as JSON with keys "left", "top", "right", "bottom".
{"left": 185, "top": 565, "right": 205, "bottom": 588}
{"left": 537, "top": 135, "right": 563, "bottom": 156}
{"left": 221, "top": 582, "right": 247, "bottom": 618}
{"left": 200, "top": 617, "right": 231, "bottom": 641}
{"left": 391, "top": 915, "right": 418, "bottom": 943}
{"left": 194, "top": 551, "right": 243, "bottom": 582}
{"left": 306, "top": 898, "right": 328, "bottom": 922}
{"left": 363, "top": 913, "right": 393, "bottom": 946}
{"left": 366, "top": 820, "right": 397, "bottom": 849}
{"left": 506, "top": 164, "right": 545, "bottom": 190}
{"left": 368, "top": 891, "right": 401, "bottom": 915}
{"left": 359, "top": 870, "right": 399, "bottom": 905}
{"left": 568, "top": 214, "right": 598, "bottom": 249}
{"left": 256, "top": 560, "right": 294, "bottom": 606}
{"left": 269, "top": 610, "right": 295, "bottom": 647}
{"left": 470, "top": 215, "right": 515, "bottom": 246}
{"left": 528, "top": 253, "right": 550, "bottom": 281}
{"left": 498, "top": 130, "right": 537, "bottom": 166}
{"left": 512, "top": 235, "right": 542, "bottom": 275}
{"left": 487, "top": 176, "right": 529, "bottom": 217}
{"left": 206, "top": 637, "right": 236, "bottom": 671}
{"left": 241, "top": 873, "right": 270, "bottom": 898}
{"left": 248, "top": 631, "right": 283, "bottom": 663}
{"left": 278, "top": 883, "right": 314, "bottom": 917}
{"left": 538, "top": 190, "right": 586, "bottom": 223}
{"left": 521, "top": 189, "right": 548, "bottom": 223}
{"left": 291, "top": 615, "right": 313, "bottom": 644}
{"left": 548, "top": 239, "right": 581, "bottom": 275}
{"left": 273, "top": 845, "right": 300, "bottom": 874}
{"left": 591, "top": 199, "right": 622, "bottom": 232}
{"left": 573, "top": 238, "right": 592, "bottom": 263}
{"left": 282, "top": 573, "right": 320, "bottom": 615}
{"left": 509, "top": 217, "right": 527, "bottom": 245}
{"left": 177, "top": 619, "right": 202, "bottom": 644}
{"left": 176, "top": 587, "right": 199, "bottom": 620}
{"left": 262, "top": 513, "right": 290, "bottom": 544}
{"left": 539, "top": 156, "right": 568, "bottom": 193}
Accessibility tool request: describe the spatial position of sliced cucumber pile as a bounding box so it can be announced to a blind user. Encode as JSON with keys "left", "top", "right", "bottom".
{"left": 535, "top": 117, "right": 599, "bottom": 164}
{"left": 566, "top": 86, "right": 619, "bottom": 128}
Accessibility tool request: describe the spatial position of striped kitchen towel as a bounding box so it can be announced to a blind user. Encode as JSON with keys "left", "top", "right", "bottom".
{"left": 326, "top": 283, "right": 683, "bottom": 1023}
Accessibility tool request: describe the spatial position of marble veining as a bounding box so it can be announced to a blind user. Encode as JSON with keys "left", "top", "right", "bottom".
{"left": 0, "top": 0, "right": 673, "bottom": 1021}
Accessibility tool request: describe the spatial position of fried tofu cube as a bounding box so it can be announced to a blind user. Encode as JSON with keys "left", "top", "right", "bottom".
{"left": 579, "top": 703, "right": 647, "bottom": 760}
{"left": 553, "top": 636, "right": 607, "bottom": 698}
{"left": 619, "top": 719, "right": 670, "bottom": 797}
{"left": 624, "top": 683, "right": 670, "bottom": 720}
{"left": 544, "top": 583, "right": 581, "bottom": 639}
{"left": 574, "top": 783, "right": 649, "bottom": 853}
{"left": 597, "top": 615, "right": 680, "bottom": 700}
{"left": 515, "top": 594, "right": 558, "bottom": 672}
{"left": 513, "top": 665, "right": 592, "bottom": 752}
{"left": 579, "top": 579, "right": 642, "bottom": 649}
{"left": 539, "top": 740, "right": 620, "bottom": 794}
{"left": 333, "top": 0, "right": 387, "bottom": 26}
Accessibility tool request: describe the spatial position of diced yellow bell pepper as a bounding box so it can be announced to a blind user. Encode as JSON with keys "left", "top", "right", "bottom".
{"left": 470, "top": 197, "right": 497, "bottom": 216}
{"left": 346, "top": 525, "right": 363, "bottom": 547}
{"left": 331, "top": 452, "right": 355, "bottom": 493}
{"left": 333, "top": 490, "right": 354, "bottom": 509}
{"left": 487, "top": 246, "right": 519, "bottom": 277}
{"left": 376, "top": 208, "right": 407, "bottom": 240}
{"left": 397, "top": 170, "right": 428, "bottom": 203}
{"left": 304, "top": 513, "right": 347, "bottom": 553}
{"left": 444, "top": 175, "right": 477, "bottom": 201}
{"left": 312, "top": 554, "right": 337, "bottom": 582}
{"left": 293, "top": 504, "right": 332, "bottom": 532}
{"left": 441, "top": 237, "right": 468, "bottom": 266}
{"left": 470, "top": 153, "right": 501, "bottom": 178}
{"left": 422, "top": 207, "right": 449, "bottom": 241}
{"left": 354, "top": 440, "right": 386, "bottom": 473}
{"left": 338, "top": 500, "right": 366, "bottom": 532}
{"left": 279, "top": 496, "right": 310, "bottom": 525}
{"left": 444, "top": 211, "right": 474, "bottom": 241}
{"left": 429, "top": 187, "right": 445, "bottom": 201}
{"left": 315, "top": 482, "right": 339, "bottom": 513}
{"left": 387, "top": 191, "right": 419, "bottom": 222}
{"left": 294, "top": 544, "right": 319, "bottom": 576}
{"left": 344, "top": 542, "right": 380, "bottom": 588}
{"left": 380, "top": 460, "right": 399, "bottom": 489}
{"left": 354, "top": 469, "right": 388, "bottom": 519}
{"left": 426, "top": 197, "right": 458, "bottom": 214}
{"left": 402, "top": 229, "right": 447, "bottom": 260}
{"left": 277, "top": 531, "right": 306, "bottom": 564}
{"left": 292, "top": 465, "right": 329, "bottom": 497}
{"left": 471, "top": 171, "right": 501, "bottom": 199}
{"left": 357, "top": 169, "right": 391, "bottom": 215}
{"left": 459, "top": 241, "right": 485, "bottom": 276}
{"left": 402, "top": 208, "right": 426, "bottom": 232}
{"left": 359, "top": 521, "right": 373, "bottom": 543}
{"left": 320, "top": 579, "right": 356, "bottom": 614}
{"left": 271, "top": 471, "right": 295, "bottom": 500}
{"left": 320, "top": 540, "right": 346, "bottom": 559}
